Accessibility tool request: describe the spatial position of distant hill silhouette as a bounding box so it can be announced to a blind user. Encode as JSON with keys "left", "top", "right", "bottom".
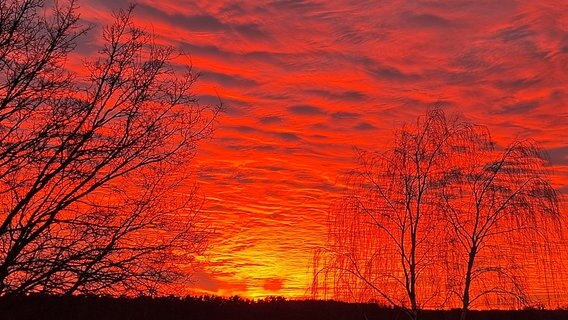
{"left": 1, "top": 295, "right": 567, "bottom": 320}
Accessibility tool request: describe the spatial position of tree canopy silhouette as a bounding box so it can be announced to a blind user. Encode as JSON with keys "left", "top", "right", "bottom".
{"left": 312, "top": 109, "right": 562, "bottom": 320}
{"left": 0, "top": 0, "right": 219, "bottom": 295}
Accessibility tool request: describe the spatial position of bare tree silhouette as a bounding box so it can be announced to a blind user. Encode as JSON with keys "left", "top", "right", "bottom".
{"left": 312, "top": 109, "right": 562, "bottom": 320}
{"left": 440, "top": 136, "right": 561, "bottom": 320}
{"left": 0, "top": 0, "right": 219, "bottom": 295}
{"left": 313, "top": 110, "right": 465, "bottom": 319}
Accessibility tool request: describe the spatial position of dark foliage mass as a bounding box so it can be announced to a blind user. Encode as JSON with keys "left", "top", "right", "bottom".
{"left": 1, "top": 295, "right": 568, "bottom": 320}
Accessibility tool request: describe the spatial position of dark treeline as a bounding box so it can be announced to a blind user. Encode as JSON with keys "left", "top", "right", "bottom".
{"left": 1, "top": 295, "right": 567, "bottom": 320}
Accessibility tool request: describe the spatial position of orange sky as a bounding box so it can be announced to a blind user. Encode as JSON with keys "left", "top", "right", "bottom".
{"left": 76, "top": 0, "right": 568, "bottom": 300}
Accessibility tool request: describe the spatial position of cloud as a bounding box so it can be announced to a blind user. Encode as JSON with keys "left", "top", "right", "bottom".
{"left": 353, "top": 122, "right": 376, "bottom": 131}
{"left": 497, "top": 24, "right": 534, "bottom": 43}
{"left": 269, "top": 0, "right": 325, "bottom": 12}
{"left": 234, "top": 23, "right": 267, "bottom": 39}
{"left": 135, "top": 4, "right": 224, "bottom": 32}
{"left": 331, "top": 111, "right": 360, "bottom": 120}
{"left": 288, "top": 105, "right": 326, "bottom": 116}
{"left": 305, "top": 89, "right": 368, "bottom": 102}
{"left": 227, "top": 125, "right": 261, "bottom": 134}
{"left": 495, "top": 100, "right": 540, "bottom": 115}
{"left": 192, "top": 272, "right": 220, "bottom": 292}
{"left": 201, "top": 70, "right": 260, "bottom": 88}
{"left": 260, "top": 115, "right": 284, "bottom": 124}
{"left": 547, "top": 146, "right": 568, "bottom": 165}
{"left": 369, "top": 64, "right": 422, "bottom": 82}
{"left": 402, "top": 12, "right": 454, "bottom": 29}
{"left": 183, "top": 14, "right": 226, "bottom": 31}
{"left": 272, "top": 132, "right": 301, "bottom": 141}
{"left": 494, "top": 77, "right": 542, "bottom": 90}
{"left": 263, "top": 278, "right": 284, "bottom": 292}
{"left": 136, "top": 3, "right": 268, "bottom": 38}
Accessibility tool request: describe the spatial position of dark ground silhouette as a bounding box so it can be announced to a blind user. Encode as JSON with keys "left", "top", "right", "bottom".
{"left": 1, "top": 295, "right": 567, "bottom": 320}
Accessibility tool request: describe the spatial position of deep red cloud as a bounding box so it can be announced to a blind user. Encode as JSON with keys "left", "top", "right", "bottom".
{"left": 76, "top": 0, "right": 568, "bottom": 301}
{"left": 263, "top": 278, "right": 285, "bottom": 292}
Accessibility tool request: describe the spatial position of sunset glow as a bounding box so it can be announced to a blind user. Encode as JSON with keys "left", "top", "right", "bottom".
{"left": 76, "top": 0, "right": 568, "bottom": 301}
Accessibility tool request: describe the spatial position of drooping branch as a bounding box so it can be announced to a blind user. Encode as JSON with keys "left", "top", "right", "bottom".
{"left": 313, "top": 109, "right": 563, "bottom": 320}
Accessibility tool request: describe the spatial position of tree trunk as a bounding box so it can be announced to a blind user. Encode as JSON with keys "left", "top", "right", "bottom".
{"left": 461, "top": 246, "right": 477, "bottom": 320}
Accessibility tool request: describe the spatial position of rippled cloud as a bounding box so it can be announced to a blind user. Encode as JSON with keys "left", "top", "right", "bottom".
{"left": 77, "top": 0, "right": 568, "bottom": 299}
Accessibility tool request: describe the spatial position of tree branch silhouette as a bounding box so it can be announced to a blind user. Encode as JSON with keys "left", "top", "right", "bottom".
{"left": 0, "top": 0, "right": 219, "bottom": 296}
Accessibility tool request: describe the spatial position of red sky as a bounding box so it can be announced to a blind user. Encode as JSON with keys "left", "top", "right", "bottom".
{"left": 76, "top": 0, "right": 568, "bottom": 299}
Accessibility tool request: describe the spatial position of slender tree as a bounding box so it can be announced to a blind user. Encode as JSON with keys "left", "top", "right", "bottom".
{"left": 0, "top": 0, "right": 219, "bottom": 295}
{"left": 441, "top": 138, "right": 561, "bottom": 320}
{"left": 314, "top": 110, "right": 467, "bottom": 319}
